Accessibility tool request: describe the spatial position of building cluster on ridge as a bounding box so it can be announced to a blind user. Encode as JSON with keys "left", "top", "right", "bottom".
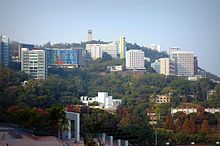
{"left": 0, "top": 30, "right": 202, "bottom": 80}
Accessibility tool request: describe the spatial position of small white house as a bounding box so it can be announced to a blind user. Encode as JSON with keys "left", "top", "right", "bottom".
{"left": 80, "top": 92, "right": 122, "bottom": 109}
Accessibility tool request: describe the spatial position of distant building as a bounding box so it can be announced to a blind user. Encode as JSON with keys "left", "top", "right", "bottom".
{"left": 170, "top": 49, "right": 195, "bottom": 76}
{"left": 171, "top": 107, "right": 220, "bottom": 115}
{"left": 198, "top": 69, "right": 207, "bottom": 78}
{"left": 207, "top": 89, "right": 216, "bottom": 100}
{"left": 18, "top": 43, "right": 34, "bottom": 62}
{"left": 151, "top": 60, "right": 160, "bottom": 74}
{"left": 86, "top": 42, "right": 118, "bottom": 60}
{"left": 126, "top": 50, "right": 145, "bottom": 70}
{"left": 151, "top": 95, "right": 172, "bottom": 103}
{"left": 88, "top": 29, "right": 92, "bottom": 42}
{"left": 119, "top": 36, "right": 126, "bottom": 59}
{"left": 194, "top": 56, "right": 198, "bottom": 75}
{"left": 145, "top": 44, "right": 161, "bottom": 52}
{"left": 21, "top": 48, "right": 47, "bottom": 79}
{"left": 0, "top": 35, "right": 10, "bottom": 66}
{"left": 159, "top": 58, "right": 175, "bottom": 76}
{"left": 144, "top": 57, "right": 151, "bottom": 62}
{"left": 146, "top": 108, "right": 160, "bottom": 125}
{"left": 46, "top": 48, "right": 84, "bottom": 68}
{"left": 107, "top": 65, "right": 123, "bottom": 72}
{"left": 169, "top": 47, "right": 180, "bottom": 56}
{"left": 80, "top": 92, "right": 122, "bottom": 109}
{"left": 187, "top": 75, "right": 203, "bottom": 81}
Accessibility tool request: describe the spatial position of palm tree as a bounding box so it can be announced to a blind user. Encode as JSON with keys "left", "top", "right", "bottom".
{"left": 48, "top": 105, "right": 68, "bottom": 138}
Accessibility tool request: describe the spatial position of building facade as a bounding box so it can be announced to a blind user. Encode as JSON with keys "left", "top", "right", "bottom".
{"left": 151, "top": 60, "right": 160, "bottom": 74}
{"left": 194, "top": 56, "right": 198, "bottom": 75}
{"left": 21, "top": 48, "right": 47, "bottom": 79}
{"left": 176, "top": 52, "right": 194, "bottom": 76}
{"left": 126, "top": 50, "right": 145, "bottom": 70}
{"left": 170, "top": 49, "right": 195, "bottom": 76}
{"left": 0, "top": 35, "right": 10, "bottom": 66}
{"left": 86, "top": 42, "right": 118, "bottom": 60}
{"left": 46, "top": 48, "right": 84, "bottom": 68}
{"left": 18, "top": 43, "right": 34, "bottom": 62}
{"left": 159, "top": 58, "right": 175, "bottom": 76}
{"left": 145, "top": 44, "right": 161, "bottom": 52}
{"left": 119, "top": 36, "right": 126, "bottom": 59}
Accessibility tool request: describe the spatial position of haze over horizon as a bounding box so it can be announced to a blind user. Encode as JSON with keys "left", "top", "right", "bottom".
{"left": 0, "top": 0, "right": 220, "bottom": 76}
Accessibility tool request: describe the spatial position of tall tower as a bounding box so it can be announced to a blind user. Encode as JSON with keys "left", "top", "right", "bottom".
{"left": 88, "top": 30, "right": 92, "bottom": 42}
{"left": 119, "top": 36, "right": 126, "bottom": 59}
{"left": 0, "top": 35, "right": 10, "bottom": 66}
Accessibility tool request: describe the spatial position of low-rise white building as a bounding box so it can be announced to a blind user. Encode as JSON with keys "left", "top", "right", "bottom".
{"left": 171, "top": 107, "right": 220, "bottom": 115}
{"left": 107, "top": 65, "right": 123, "bottom": 72}
{"left": 80, "top": 92, "right": 122, "bottom": 109}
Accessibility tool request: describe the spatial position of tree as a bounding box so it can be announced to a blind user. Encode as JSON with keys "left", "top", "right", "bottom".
{"left": 182, "top": 118, "right": 191, "bottom": 134}
{"left": 201, "top": 119, "right": 210, "bottom": 134}
{"left": 189, "top": 114, "right": 197, "bottom": 133}
{"left": 174, "top": 118, "right": 181, "bottom": 133}
{"left": 164, "top": 114, "right": 174, "bottom": 130}
{"left": 48, "top": 105, "right": 67, "bottom": 137}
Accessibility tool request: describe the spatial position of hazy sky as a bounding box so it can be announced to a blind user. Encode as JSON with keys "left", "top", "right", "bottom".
{"left": 0, "top": 0, "right": 220, "bottom": 76}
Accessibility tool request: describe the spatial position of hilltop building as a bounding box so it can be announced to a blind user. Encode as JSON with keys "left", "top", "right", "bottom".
{"left": 169, "top": 48, "right": 197, "bottom": 76}
{"left": 21, "top": 48, "right": 47, "bottom": 79}
{"left": 145, "top": 44, "right": 161, "bottom": 52}
{"left": 119, "top": 36, "right": 126, "bottom": 59}
{"left": 18, "top": 43, "right": 34, "bottom": 62}
{"left": 86, "top": 42, "right": 118, "bottom": 60}
{"left": 88, "top": 29, "right": 92, "bottom": 42}
{"left": 80, "top": 92, "right": 122, "bottom": 109}
{"left": 151, "top": 60, "right": 160, "bottom": 74}
{"left": 150, "top": 94, "right": 172, "bottom": 103}
{"left": 159, "top": 58, "right": 175, "bottom": 76}
{"left": 107, "top": 65, "right": 123, "bottom": 72}
{"left": 126, "top": 50, "right": 145, "bottom": 70}
{"left": 45, "top": 48, "right": 84, "bottom": 68}
{"left": 0, "top": 35, "right": 10, "bottom": 66}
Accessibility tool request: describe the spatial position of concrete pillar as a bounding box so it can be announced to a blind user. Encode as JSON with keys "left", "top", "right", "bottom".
{"left": 125, "top": 140, "right": 128, "bottom": 146}
{"left": 102, "top": 133, "right": 106, "bottom": 145}
{"left": 117, "top": 139, "right": 121, "bottom": 146}
{"left": 68, "top": 119, "right": 71, "bottom": 139}
{"left": 75, "top": 113, "right": 80, "bottom": 141}
{"left": 110, "top": 136, "right": 113, "bottom": 146}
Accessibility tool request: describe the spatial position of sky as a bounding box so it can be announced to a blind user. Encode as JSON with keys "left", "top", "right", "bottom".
{"left": 0, "top": 0, "right": 220, "bottom": 76}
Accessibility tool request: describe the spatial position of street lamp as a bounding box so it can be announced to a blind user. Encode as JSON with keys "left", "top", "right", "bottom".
{"left": 166, "top": 142, "right": 170, "bottom": 145}
{"left": 191, "top": 142, "right": 195, "bottom": 145}
{"left": 216, "top": 141, "right": 220, "bottom": 145}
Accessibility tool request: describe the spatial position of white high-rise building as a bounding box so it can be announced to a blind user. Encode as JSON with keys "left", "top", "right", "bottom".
{"left": 176, "top": 52, "right": 194, "bottom": 76}
{"left": 159, "top": 58, "right": 175, "bottom": 76}
{"left": 21, "top": 48, "right": 47, "bottom": 79}
{"left": 170, "top": 50, "right": 195, "bottom": 77}
{"left": 146, "top": 44, "right": 161, "bottom": 52}
{"left": 99, "top": 42, "right": 118, "bottom": 58}
{"left": 86, "top": 42, "right": 118, "bottom": 60}
{"left": 86, "top": 44, "right": 102, "bottom": 60}
{"left": 126, "top": 50, "right": 145, "bottom": 70}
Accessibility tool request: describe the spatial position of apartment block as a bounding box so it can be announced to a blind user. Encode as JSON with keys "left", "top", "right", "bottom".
{"left": 21, "top": 48, "right": 47, "bottom": 79}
